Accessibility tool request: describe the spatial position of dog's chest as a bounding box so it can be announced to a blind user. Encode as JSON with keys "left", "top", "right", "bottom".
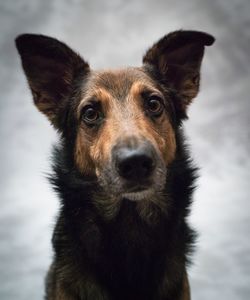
{"left": 91, "top": 204, "right": 166, "bottom": 295}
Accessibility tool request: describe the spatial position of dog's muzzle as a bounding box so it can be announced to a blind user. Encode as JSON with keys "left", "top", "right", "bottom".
{"left": 97, "top": 138, "right": 166, "bottom": 203}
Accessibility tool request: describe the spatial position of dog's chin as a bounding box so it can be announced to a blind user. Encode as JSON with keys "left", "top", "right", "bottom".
{"left": 122, "top": 188, "right": 155, "bottom": 202}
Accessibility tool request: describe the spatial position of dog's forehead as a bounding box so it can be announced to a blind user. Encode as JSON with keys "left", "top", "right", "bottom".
{"left": 85, "top": 67, "right": 156, "bottom": 100}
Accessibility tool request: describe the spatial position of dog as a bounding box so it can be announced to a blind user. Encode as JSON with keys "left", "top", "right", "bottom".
{"left": 16, "top": 30, "right": 214, "bottom": 300}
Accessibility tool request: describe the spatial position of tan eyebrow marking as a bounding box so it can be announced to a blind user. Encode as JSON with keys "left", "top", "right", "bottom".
{"left": 129, "top": 81, "right": 163, "bottom": 97}
{"left": 77, "top": 88, "right": 114, "bottom": 118}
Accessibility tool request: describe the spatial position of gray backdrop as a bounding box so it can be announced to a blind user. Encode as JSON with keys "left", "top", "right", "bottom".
{"left": 0, "top": 0, "right": 249, "bottom": 299}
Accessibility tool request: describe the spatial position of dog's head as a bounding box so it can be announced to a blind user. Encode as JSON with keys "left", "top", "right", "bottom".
{"left": 16, "top": 31, "right": 214, "bottom": 218}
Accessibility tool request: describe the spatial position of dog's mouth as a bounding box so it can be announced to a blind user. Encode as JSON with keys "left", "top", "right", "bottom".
{"left": 98, "top": 162, "right": 167, "bottom": 202}
{"left": 122, "top": 188, "right": 154, "bottom": 201}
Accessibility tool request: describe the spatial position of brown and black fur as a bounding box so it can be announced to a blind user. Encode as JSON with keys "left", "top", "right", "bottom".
{"left": 15, "top": 30, "right": 215, "bottom": 300}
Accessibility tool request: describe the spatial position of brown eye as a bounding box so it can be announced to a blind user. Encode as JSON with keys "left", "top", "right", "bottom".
{"left": 146, "top": 97, "right": 163, "bottom": 116}
{"left": 82, "top": 106, "right": 103, "bottom": 125}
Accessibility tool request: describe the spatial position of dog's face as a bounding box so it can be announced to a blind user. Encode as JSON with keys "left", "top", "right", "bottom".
{"left": 75, "top": 68, "right": 175, "bottom": 201}
{"left": 16, "top": 31, "right": 214, "bottom": 219}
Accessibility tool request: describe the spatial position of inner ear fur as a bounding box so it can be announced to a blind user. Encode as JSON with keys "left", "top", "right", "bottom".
{"left": 143, "top": 30, "right": 215, "bottom": 112}
{"left": 15, "top": 34, "right": 90, "bottom": 127}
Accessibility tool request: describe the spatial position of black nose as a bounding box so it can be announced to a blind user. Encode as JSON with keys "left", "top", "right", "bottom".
{"left": 115, "top": 145, "right": 155, "bottom": 181}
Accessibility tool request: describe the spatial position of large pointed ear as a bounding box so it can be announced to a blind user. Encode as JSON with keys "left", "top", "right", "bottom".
{"left": 15, "top": 34, "right": 89, "bottom": 127}
{"left": 143, "top": 30, "right": 215, "bottom": 114}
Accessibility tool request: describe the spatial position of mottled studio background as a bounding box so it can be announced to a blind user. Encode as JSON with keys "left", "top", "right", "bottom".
{"left": 0, "top": 0, "right": 249, "bottom": 299}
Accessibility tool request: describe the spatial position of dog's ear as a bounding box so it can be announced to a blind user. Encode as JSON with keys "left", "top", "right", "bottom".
{"left": 15, "top": 34, "right": 89, "bottom": 126}
{"left": 143, "top": 30, "right": 215, "bottom": 114}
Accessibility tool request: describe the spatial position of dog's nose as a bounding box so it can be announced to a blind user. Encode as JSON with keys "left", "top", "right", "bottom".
{"left": 115, "top": 145, "right": 155, "bottom": 181}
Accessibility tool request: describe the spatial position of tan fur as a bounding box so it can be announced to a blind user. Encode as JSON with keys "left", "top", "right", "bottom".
{"left": 129, "top": 81, "right": 176, "bottom": 164}
{"left": 180, "top": 272, "right": 191, "bottom": 300}
{"left": 75, "top": 87, "right": 115, "bottom": 174}
{"left": 54, "top": 285, "right": 74, "bottom": 300}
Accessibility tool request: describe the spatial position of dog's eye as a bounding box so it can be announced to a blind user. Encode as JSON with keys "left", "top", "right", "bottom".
{"left": 145, "top": 96, "right": 164, "bottom": 116}
{"left": 81, "top": 106, "right": 103, "bottom": 125}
